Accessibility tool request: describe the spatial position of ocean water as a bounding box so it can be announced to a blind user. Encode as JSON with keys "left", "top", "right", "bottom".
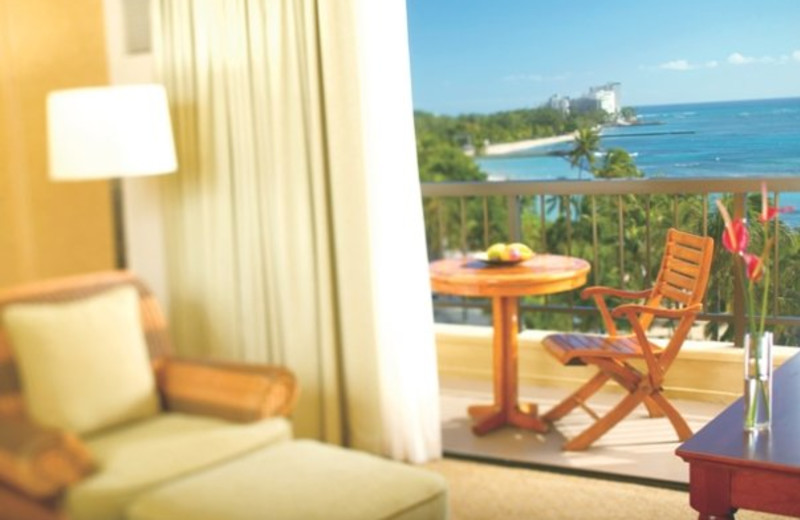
{"left": 475, "top": 96, "right": 800, "bottom": 224}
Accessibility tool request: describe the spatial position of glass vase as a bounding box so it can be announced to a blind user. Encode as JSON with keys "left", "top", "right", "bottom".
{"left": 743, "top": 332, "right": 773, "bottom": 431}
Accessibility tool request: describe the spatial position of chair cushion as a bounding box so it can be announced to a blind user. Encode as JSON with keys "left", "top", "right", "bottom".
{"left": 66, "top": 412, "right": 293, "bottom": 520}
{"left": 2, "top": 286, "right": 160, "bottom": 435}
{"left": 127, "top": 440, "right": 449, "bottom": 520}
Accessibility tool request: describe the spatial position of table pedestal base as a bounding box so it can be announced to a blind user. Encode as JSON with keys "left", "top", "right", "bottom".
{"left": 463, "top": 296, "right": 551, "bottom": 436}
{"left": 468, "top": 403, "right": 549, "bottom": 435}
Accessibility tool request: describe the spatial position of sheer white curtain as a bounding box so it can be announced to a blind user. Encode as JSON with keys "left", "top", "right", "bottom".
{"left": 151, "top": 0, "right": 440, "bottom": 461}
{"left": 351, "top": 0, "right": 442, "bottom": 463}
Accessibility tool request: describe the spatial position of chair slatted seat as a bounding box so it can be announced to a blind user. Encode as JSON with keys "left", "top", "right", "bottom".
{"left": 545, "top": 334, "right": 661, "bottom": 365}
{"left": 542, "top": 228, "right": 714, "bottom": 451}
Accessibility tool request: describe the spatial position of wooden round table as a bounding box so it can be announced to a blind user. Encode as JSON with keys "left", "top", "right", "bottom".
{"left": 430, "top": 254, "right": 591, "bottom": 435}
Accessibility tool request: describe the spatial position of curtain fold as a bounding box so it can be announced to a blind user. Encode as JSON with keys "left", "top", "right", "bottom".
{"left": 151, "top": 0, "right": 440, "bottom": 461}
{"left": 347, "top": 0, "right": 443, "bottom": 463}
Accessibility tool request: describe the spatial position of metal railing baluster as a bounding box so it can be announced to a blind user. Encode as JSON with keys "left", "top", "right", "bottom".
{"left": 507, "top": 195, "right": 521, "bottom": 242}
{"left": 540, "top": 194, "right": 547, "bottom": 252}
{"left": 774, "top": 191, "right": 781, "bottom": 317}
{"left": 460, "top": 197, "right": 467, "bottom": 255}
{"left": 566, "top": 196, "right": 572, "bottom": 257}
{"left": 673, "top": 195, "right": 679, "bottom": 226}
{"left": 617, "top": 194, "right": 624, "bottom": 288}
{"left": 437, "top": 200, "right": 445, "bottom": 255}
{"left": 591, "top": 195, "right": 599, "bottom": 287}
{"left": 732, "top": 193, "right": 747, "bottom": 348}
{"left": 483, "top": 197, "right": 489, "bottom": 248}
{"left": 645, "top": 195, "right": 651, "bottom": 286}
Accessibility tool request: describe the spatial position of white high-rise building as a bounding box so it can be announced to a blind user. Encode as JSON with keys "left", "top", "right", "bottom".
{"left": 588, "top": 82, "right": 621, "bottom": 115}
{"left": 545, "top": 83, "right": 622, "bottom": 117}
{"left": 547, "top": 94, "right": 571, "bottom": 114}
{"left": 560, "top": 83, "right": 621, "bottom": 116}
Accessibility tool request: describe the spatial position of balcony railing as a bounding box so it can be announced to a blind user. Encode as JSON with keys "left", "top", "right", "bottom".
{"left": 421, "top": 176, "right": 800, "bottom": 347}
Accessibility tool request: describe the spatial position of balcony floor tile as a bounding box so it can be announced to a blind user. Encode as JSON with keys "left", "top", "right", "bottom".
{"left": 440, "top": 377, "right": 727, "bottom": 485}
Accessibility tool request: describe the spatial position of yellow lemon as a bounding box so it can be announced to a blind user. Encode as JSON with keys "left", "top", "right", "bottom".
{"left": 486, "top": 243, "right": 507, "bottom": 261}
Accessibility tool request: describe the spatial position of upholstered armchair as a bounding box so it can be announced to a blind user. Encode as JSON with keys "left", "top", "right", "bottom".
{"left": 0, "top": 271, "right": 447, "bottom": 520}
{"left": 0, "top": 271, "right": 298, "bottom": 519}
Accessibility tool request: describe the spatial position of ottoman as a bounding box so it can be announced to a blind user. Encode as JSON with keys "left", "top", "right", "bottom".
{"left": 126, "top": 440, "right": 449, "bottom": 520}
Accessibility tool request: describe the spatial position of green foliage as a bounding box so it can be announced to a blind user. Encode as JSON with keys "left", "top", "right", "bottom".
{"left": 595, "top": 148, "right": 643, "bottom": 178}
{"left": 564, "top": 129, "right": 643, "bottom": 180}
{"left": 566, "top": 127, "right": 600, "bottom": 177}
{"left": 414, "top": 107, "right": 606, "bottom": 156}
{"left": 416, "top": 135, "right": 485, "bottom": 183}
{"left": 704, "top": 193, "right": 800, "bottom": 345}
{"left": 415, "top": 108, "right": 800, "bottom": 345}
{"left": 414, "top": 106, "right": 605, "bottom": 257}
{"left": 620, "top": 106, "right": 637, "bottom": 122}
{"left": 513, "top": 190, "right": 800, "bottom": 345}
{"left": 415, "top": 112, "right": 495, "bottom": 258}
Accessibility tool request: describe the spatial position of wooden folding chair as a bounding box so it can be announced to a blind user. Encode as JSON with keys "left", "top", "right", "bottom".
{"left": 542, "top": 228, "right": 714, "bottom": 450}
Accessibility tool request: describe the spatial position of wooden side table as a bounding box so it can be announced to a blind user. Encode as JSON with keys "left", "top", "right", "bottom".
{"left": 430, "top": 254, "right": 590, "bottom": 435}
{"left": 676, "top": 352, "right": 800, "bottom": 519}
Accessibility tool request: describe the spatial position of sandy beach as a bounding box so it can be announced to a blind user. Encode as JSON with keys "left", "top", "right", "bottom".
{"left": 473, "top": 132, "right": 576, "bottom": 157}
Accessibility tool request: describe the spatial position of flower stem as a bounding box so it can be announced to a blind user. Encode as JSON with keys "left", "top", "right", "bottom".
{"left": 759, "top": 206, "right": 770, "bottom": 336}
{"left": 743, "top": 258, "right": 757, "bottom": 337}
{"left": 752, "top": 208, "right": 772, "bottom": 428}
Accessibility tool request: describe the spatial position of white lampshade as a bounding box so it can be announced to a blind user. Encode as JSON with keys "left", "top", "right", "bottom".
{"left": 47, "top": 84, "right": 177, "bottom": 181}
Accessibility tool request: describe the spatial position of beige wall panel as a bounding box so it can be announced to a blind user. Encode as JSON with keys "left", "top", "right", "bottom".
{"left": 436, "top": 324, "right": 794, "bottom": 405}
{"left": 0, "top": 0, "right": 114, "bottom": 287}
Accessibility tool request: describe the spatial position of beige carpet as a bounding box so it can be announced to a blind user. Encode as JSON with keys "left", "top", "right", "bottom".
{"left": 424, "top": 457, "right": 789, "bottom": 520}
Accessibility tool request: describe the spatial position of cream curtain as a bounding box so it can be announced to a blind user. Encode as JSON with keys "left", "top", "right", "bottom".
{"left": 151, "top": 0, "right": 441, "bottom": 461}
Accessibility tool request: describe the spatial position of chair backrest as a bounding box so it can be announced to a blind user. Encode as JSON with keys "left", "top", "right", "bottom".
{"left": 641, "top": 228, "right": 714, "bottom": 333}
{"left": 0, "top": 271, "right": 172, "bottom": 419}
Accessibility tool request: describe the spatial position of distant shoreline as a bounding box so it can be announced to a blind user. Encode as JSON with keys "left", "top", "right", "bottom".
{"left": 474, "top": 133, "right": 576, "bottom": 157}
{"left": 472, "top": 120, "right": 672, "bottom": 158}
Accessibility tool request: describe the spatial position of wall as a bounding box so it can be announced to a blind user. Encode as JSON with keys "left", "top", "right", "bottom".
{"left": 436, "top": 324, "right": 794, "bottom": 404}
{"left": 0, "top": 0, "right": 114, "bottom": 287}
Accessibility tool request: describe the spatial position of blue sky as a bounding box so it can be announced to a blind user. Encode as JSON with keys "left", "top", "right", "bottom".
{"left": 406, "top": 0, "right": 800, "bottom": 114}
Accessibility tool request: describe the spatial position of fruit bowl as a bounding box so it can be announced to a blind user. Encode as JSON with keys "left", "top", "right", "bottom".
{"left": 475, "top": 242, "right": 535, "bottom": 265}
{"left": 472, "top": 252, "right": 526, "bottom": 265}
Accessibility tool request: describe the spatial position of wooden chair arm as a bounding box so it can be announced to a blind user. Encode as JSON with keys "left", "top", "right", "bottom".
{"left": 581, "top": 287, "right": 653, "bottom": 336}
{"left": 610, "top": 303, "right": 703, "bottom": 320}
{"left": 0, "top": 418, "right": 94, "bottom": 499}
{"left": 612, "top": 303, "right": 703, "bottom": 387}
{"left": 580, "top": 286, "right": 652, "bottom": 300}
{"left": 157, "top": 358, "right": 300, "bottom": 423}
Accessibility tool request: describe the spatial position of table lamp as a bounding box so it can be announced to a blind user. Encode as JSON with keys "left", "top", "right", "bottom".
{"left": 46, "top": 83, "right": 177, "bottom": 268}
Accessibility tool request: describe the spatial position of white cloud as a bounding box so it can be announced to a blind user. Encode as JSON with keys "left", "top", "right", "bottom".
{"left": 728, "top": 52, "right": 755, "bottom": 65}
{"left": 655, "top": 59, "right": 719, "bottom": 71}
{"left": 659, "top": 59, "right": 694, "bottom": 71}
{"left": 650, "top": 50, "right": 798, "bottom": 73}
{"left": 728, "top": 52, "right": 791, "bottom": 65}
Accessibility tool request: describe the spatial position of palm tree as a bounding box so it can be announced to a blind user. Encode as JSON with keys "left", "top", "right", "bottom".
{"left": 567, "top": 126, "right": 600, "bottom": 179}
{"left": 596, "top": 148, "right": 642, "bottom": 178}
